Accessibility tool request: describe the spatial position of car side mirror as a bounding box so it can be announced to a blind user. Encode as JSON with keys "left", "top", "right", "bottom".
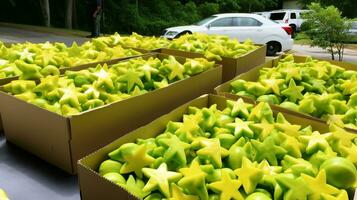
{"left": 207, "top": 24, "right": 212, "bottom": 29}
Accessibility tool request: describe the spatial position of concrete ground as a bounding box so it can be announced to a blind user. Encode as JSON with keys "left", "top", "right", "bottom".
{"left": 291, "top": 44, "right": 357, "bottom": 64}
{"left": 0, "top": 26, "right": 88, "bottom": 45}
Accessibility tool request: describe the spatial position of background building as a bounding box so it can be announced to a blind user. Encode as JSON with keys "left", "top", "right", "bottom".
{"left": 283, "top": 0, "right": 303, "bottom": 9}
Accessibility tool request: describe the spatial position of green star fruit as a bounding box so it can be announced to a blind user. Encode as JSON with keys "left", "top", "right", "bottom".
{"left": 117, "top": 68, "right": 144, "bottom": 92}
{"left": 178, "top": 159, "right": 208, "bottom": 199}
{"left": 195, "top": 138, "right": 229, "bottom": 168}
{"left": 3, "top": 80, "right": 36, "bottom": 94}
{"left": 123, "top": 175, "right": 150, "bottom": 199}
{"left": 276, "top": 174, "right": 312, "bottom": 200}
{"left": 15, "top": 60, "right": 43, "bottom": 80}
{"left": 226, "top": 98, "right": 252, "bottom": 119}
{"left": 257, "top": 94, "right": 281, "bottom": 105}
{"left": 251, "top": 136, "right": 287, "bottom": 166}
{"left": 281, "top": 155, "right": 317, "bottom": 177}
{"left": 119, "top": 144, "right": 156, "bottom": 178}
{"left": 230, "top": 79, "right": 247, "bottom": 93}
{"left": 82, "top": 99, "right": 105, "bottom": 110}
{"left": 208, "top": 171, "right": 244, "bottom": 200}
{"left": 142, "top": 163, "right": 182, "bottom": 198}
{"left": 157, "top": 133, "right": 190, "bottom": 170}
{"left": 245, "top": 82, "right": 268, "bottom": 97}
{"left": 298, "top": 98, "right": 316, "bottom": 114}
{"left": 248, "top": 102, "right": 274, "bottom": 123}
{"left": 40, "top": 65, "right": 60, "bottom": 76}
{"left": 279, "top": 101, "right": 300, "bottom": 112}
{"left": 281, "top": 79, "right": 304, "bottom": 103}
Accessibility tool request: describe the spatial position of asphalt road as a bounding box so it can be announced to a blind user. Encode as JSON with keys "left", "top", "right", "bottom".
{"left": 292, "top": 44, "right": 357, "bottom": 63}
{"left": 0, "top": 134, "right": 79, "bottom": 200}
{"left": 0, "top": 26, "right": 88, "bottom": 45}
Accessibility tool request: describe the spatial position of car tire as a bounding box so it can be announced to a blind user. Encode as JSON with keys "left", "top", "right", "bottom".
{"left": 174, "top": 31, "right": 192, "bottom": 38}
{"left": 266, "top": 41, "right": 281, "bottom": 56}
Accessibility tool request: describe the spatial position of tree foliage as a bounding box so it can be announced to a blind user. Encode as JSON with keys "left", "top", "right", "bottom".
{"left": 302, "top": 3, "right": 351, "bottom": 61}
{"left": 298, "top": 0, "right": 357, "bottom": 19}
{"left": 0, "top": 0, "right": 280, "bottom": 35}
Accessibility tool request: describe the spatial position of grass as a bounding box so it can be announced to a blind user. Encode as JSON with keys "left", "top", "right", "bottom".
{"left": 294, "top": 32, "right": 312, "bottom": 45}
{"left": 294, "top": 32, "right": 357, "bottom": 49}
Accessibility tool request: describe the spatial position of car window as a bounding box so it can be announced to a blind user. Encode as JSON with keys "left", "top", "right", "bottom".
{"left": 194, "top": 16, "right": 217, "bottom": 26}
{"left": 290, "top": 13, "right": 296, "bottom": 19}
{"left": 270, "top": 12, "right": 286, "bottom": 20}
{"left": 210, "top": 17, "right": 233, "bottom": 27}
{"left": 233, "top": 17, "right": 262, "bottom": 26}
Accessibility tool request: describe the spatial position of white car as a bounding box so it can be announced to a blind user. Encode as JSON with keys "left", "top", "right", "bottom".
{"left": 162, "top": 13, "right": 294, "bottom": 56}
{"left": 268, "top": 9, "right": 309, "bottom": 32}
{"left": 348, "top": 21, "right": 357, "bottom": 36}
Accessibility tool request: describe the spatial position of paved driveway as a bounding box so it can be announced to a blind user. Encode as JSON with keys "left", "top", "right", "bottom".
{"left": 292, "top": 44, "right": 357, "bottom": 63}
{"left": 0, "top": 26, "right": 88, "bottom": 45}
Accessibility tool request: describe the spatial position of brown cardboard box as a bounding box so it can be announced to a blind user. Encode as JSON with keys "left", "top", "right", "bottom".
{"left": 0, "top": 53, "right": 222, "bottom": 174}
{"left": 159, "top": 45, "right": 266, "bottom": 83}
{"left": 214, "top": 54, "right": 357, "bottom": 133}
{"left": 0, "top": 49, "right": 148, "bottom": 132}
{"left": 77, "top": 94, "right": 356, "bottom": 200}
{"left": 0, "top": 51, "right": 147, "bottom": 86}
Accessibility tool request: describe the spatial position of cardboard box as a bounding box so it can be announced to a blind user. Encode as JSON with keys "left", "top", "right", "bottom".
{"left": 0, "top": 51, "right": 147, "bottom": 86}
{"left": 78, "top": 94, "right": 356, "bottom": 200}
{"left": 0, "top": 53, "right": 222, "bottom": 174}
{"left": 159, "top": 45, "right": 266, "bottom": 83}
{"left": 214, "top": 54, "right": 357, "bottom": 133}
{"left": 0, "top": 50, "right": 148, "bottom": 132}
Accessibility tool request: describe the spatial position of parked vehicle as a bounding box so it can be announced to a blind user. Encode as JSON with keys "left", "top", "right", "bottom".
{"left": 347, "top": 21, "right": 357, "bottom": 36}
{"left": 268, "top": 9, "right": 308, "bottom": 33}
{"left": 162, "top": 13, "right": 294, "bottom": 56}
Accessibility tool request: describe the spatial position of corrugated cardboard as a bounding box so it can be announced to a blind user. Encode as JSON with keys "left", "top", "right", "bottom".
{"left": 78, "top": 94, "right": 356, "bottom": 200}
{"left": 0, "top": 49, "right": 148, "bottom": 132}
{"left": 159, "top": 45, "right": 266, "bottom": 83}
{"left": 0, "top": 51, "right": 147, "bottom": 86}
{"left": 214, "top": 54, "right": 357, "bottom": 133}
{"left": 0, "top": 53, "right": 222, "bottom": 174}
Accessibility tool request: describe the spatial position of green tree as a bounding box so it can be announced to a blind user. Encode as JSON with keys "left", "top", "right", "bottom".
{"left": 302, "top": 3, "right": 352, "bottom": 61}
{"left": 298, "top": 0, "right": 357, "bottom": 18}
{"left": 238, "top": 0, "right": 279, "bottom": 12}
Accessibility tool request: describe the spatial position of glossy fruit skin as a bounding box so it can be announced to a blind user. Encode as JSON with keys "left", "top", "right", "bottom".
{"left": 103, "top": 172, "right": 126, "bottom": 185}
{"left": 227, "top": 146, "right": 246, "bottom": 169}
{"left": 320, "top": 157, "right": 357, "bottom": 189}
{"left": 246, "top": 192, "right": 272, "bottom": 200}
{"left": 98, "top": 160, "right": 122, "bottom": 175}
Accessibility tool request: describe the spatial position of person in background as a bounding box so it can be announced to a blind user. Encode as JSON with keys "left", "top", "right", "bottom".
{"left": 86, "top": 0, "right": 103, "bottom": 38}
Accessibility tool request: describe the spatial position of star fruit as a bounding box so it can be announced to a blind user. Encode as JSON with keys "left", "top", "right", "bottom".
{"left": 142, "top": 163, "right": 182, "bottom": 198}
{"left": 208, "top": 171, "right": 244, "bottom": 200}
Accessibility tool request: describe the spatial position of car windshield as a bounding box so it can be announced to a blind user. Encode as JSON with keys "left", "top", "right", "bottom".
{"left": 194, "top": 16, "right": 217, "bottom": 26}
{"left": 270, "top": 12, "right": 286, "bottom": 20}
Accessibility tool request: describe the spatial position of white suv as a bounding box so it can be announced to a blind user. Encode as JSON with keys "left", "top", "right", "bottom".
{"left": 268, "top": 9, "right": 308, "bottom": 33}
{"left": 162, "top": 13, "right": 294, "bottom": 56}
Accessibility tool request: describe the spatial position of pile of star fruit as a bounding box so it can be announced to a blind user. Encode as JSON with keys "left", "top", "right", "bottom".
{"left": 98, "top": 98, "right": 357, "bottom": 200}
{"left": 96, "top": 32, "right": 171, "bottom": 51}
{"left": 168, "top": 32, "right": 259, "bottom": 61}
{"left": 0, "top": 39, "right": 141, "bottom": 79}
{"left": 229, "top": 54, "right": 357, "bottom": 130}
{"left": 3, "top": 56, "right": 214, "bottom": 116}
